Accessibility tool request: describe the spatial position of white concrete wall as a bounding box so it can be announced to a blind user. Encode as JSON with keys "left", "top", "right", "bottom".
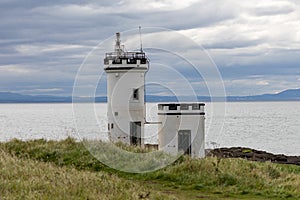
{"left": 158, "top": 115, "right": 180, "bottom": 154}
{"left": 106, "top": 68, "right": 148, "bottom": 146}
{"left": 158, "top": 103, "right": 205, "bottom": 158}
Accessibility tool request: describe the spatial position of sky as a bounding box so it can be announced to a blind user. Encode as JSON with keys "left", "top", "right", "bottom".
{"left": 0, "top": 0, "right": 300, "bottom": 96}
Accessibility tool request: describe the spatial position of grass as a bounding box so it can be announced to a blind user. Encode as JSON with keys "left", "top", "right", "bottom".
{"left": 0, "top": 150, "right": 171, "bottom": 200}
{"left": 1, "top": 138, "right": 300, "bottom": 199}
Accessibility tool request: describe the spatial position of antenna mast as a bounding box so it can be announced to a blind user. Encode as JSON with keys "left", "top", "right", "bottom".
{"left": 139, "top": 26, "right": 143, "bottom": 52}
{"left": 115, "top": 32, "right": 122, "bottom": 58}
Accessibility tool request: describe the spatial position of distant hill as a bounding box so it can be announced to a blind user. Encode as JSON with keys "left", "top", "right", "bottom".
{"left": 0, "top": 88, "right": 299, "bottom": 103}
{"left": 227, "top": 88, "right": 300, "bottom": 101}
{"left": 0, "top": 92, "right": 71, "bottom": 103}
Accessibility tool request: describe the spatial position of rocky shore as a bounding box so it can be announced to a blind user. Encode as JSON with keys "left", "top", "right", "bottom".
{"left": 206, "top": 147, "right": 300, "bottom": 166}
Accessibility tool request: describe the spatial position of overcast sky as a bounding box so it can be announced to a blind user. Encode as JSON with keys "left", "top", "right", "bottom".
{"left": 1, "top": 0, "right": 300, "bottom": 96}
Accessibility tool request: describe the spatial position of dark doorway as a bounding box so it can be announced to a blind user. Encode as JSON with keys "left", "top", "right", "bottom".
{"left": 178, "top": 130, "right": 191, "bottom": 155}
{"left": 130, "top": 121, "right": 141, "bottom": 146}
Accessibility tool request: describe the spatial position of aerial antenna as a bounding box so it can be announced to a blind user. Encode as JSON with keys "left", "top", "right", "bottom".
{"left": 139, "top": 26, "right": 143, "bottom": 52}
{"left": 115, "top": 32, "right": 122, "bottom": 58}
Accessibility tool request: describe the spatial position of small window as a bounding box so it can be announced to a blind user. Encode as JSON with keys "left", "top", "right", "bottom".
{"left": 108, "top": 123, "right": 110, "bottom": 131}
{"left": 114, "top": 112, "right": 118, "bottom": 116}
{"left": 180, "top": 104, "right": 189, "bottom": 110}
{"left": 111, "top": 123, "right": 114, "bottom": 129}
{"left": 133, "top": 89, "right": 139, "bottom": 100}
{"left": 192, "top": 104, "right": 200, "bottom": 110}
{"left": 127, "top": 58, "right": 137, "bottom": 64}
{"left": 158, "top": 104, "right": 163, "bottom": 110}
{"left": 169, "top": 104, "right": 177, "bottom": 110}
{"left": 141, "top": 58, "right": 147, "bottom": 64}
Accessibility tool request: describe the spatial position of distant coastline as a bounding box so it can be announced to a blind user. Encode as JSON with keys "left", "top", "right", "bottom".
{"left": 0, "top": 88, "right": 300, "bottom": 103}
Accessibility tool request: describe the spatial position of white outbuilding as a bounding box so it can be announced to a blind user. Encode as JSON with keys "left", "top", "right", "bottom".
{"left": 157, "top": 103, "right": 205, "bottom": 158}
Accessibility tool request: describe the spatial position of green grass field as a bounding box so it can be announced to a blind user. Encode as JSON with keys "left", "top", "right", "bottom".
{"left": 1, "top": 138, "right": 299, "bottom": 199}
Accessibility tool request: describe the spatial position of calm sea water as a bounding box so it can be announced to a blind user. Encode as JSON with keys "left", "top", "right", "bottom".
{"left": 0, "top": 102, "right": 299, "bottom": 155}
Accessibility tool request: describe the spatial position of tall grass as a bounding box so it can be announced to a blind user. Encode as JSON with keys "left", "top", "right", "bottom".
{"left": 0, "top": 150, "right": 172, "bottom": 200}
{"left": 1, "top": 138, "right": 300, "bottom": 199}
{"left": 143, "top": 156, "right": 300, "bottom": 198}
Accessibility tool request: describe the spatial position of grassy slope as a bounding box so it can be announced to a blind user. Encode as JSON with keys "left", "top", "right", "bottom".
{"left": 0, "top": 138, "right": 300, "bottom": 199}
{"left": 0, "top": 151, "right": 172, "bottom": 200}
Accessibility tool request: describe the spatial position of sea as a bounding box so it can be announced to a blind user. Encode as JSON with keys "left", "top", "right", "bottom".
{"left": 0, "top": 102, "right": 299, "bottom": 156}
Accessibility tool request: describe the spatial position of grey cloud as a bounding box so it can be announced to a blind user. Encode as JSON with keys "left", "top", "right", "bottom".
{"left": 251, "top": 4, "right": 295, "bottom": 16}
{"left": 128, "top": 1, "right": 237, "bottom": 30}
{"left": 210, "top": 43, "right": 300, "bottom": 83}
{"left": 203, "top": 38, "right": 263, "bottom": 50}
{"left": 0, "top": 0, "right": 299, "bottom": 96}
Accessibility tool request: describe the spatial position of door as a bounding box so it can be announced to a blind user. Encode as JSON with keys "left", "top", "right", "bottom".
{"left": 130, "top": 121, "right": 141, "bottom": 146}
{"left": 178, "top": 130, "right": 191, "bottom": 155}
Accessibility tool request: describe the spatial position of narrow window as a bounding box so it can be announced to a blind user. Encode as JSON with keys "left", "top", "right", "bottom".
{"left": 108, "top": 123, "right": 110, "bottom": 131}
{"left": 169, "top": 104, "right": 177, "bottom": 110}
{"left": 114, "top": 112, "right": 118, "bottom": 116}
{"left": 111, "top": 123, "right": 114, "bottom": 129}
{"left": 158, "top": 104, "right": 163, "bottom": 110}
{"left": 133, "top": 89, "right": 139, "bottom": 100}
{"left": 180, "top": 104, "right": 189, "bottom": 110}
{"left": 192, "top": 104, "right": 200, "bottom": 110}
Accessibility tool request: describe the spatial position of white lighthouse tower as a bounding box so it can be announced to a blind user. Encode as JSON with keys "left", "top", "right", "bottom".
{"left": 104, "top": 32, "right": 149, "bottom": 147}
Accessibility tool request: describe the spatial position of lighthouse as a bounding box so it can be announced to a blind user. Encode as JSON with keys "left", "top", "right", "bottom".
{"left": 104, "top": 32, "right": 149, "bottom": 147}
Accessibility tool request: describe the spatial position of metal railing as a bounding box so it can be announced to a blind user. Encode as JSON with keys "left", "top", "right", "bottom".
{"left": 105, "top": 51, "right": 146, "bottom": 60}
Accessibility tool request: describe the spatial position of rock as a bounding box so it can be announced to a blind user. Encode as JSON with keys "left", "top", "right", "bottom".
{"left": 207, "top": 147, "right": 300, "bottom": 166}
